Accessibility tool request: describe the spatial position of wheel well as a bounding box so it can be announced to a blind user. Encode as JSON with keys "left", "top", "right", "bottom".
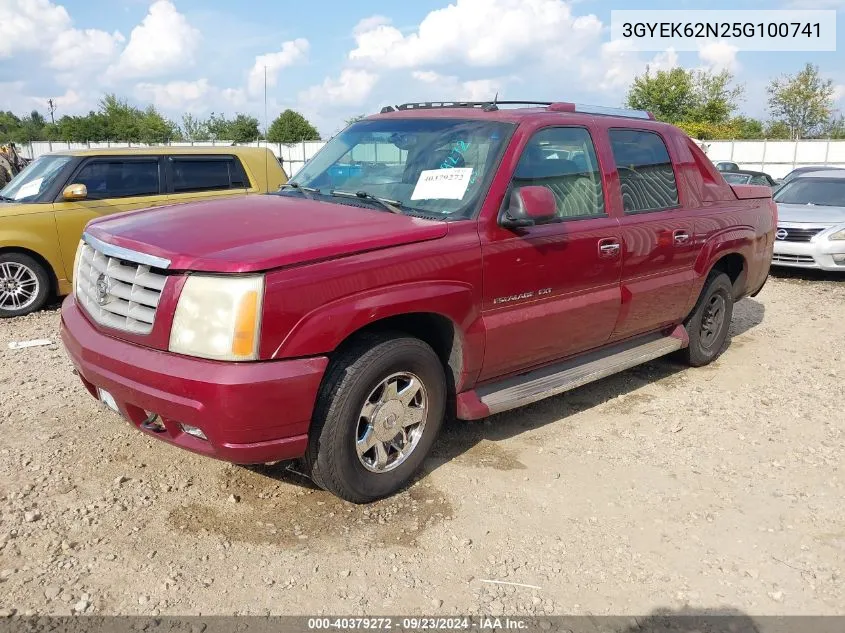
{"left": 711, "top": 253, "right": 746, "bottom": 299}
{"left": 0, "top": 246, "right": 58, "bottom": 297}
{"left": 342, "top": 312, "right": 463, "bottom": 400}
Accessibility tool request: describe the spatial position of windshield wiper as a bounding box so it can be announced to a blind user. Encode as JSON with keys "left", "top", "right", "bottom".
{"left": 330, "top": 189, "right": 403, "bottom": 214}
{"left": 0, "top": 195, "right": 14, "bottom": 202}
{"left": 278, "top": 182, "right": 320, "bottom": 199}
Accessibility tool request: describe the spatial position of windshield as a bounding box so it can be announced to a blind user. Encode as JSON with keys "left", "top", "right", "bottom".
{"left": 0, "top": 155, "right": 73, "bottom": 202}
{"left": 722, "top": 172, "right": 752, "bottom": 184}
{"left": 773, "top": 178, "right": 845, "bottom": 207}
{"left": 284, "top": 118, "right": 514, "bottom": 218}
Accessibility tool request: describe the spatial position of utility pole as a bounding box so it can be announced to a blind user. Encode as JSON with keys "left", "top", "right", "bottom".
{"left": 47, "top": 99, "right": 57, "bottom": 125}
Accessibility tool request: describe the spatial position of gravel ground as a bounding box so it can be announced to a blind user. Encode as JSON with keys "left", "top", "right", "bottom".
{"left": 0, "top": 271, "right": 842, "bottom": 619}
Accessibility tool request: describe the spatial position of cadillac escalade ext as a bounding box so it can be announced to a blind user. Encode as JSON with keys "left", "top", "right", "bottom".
{"left": 60, "top": 101, "right": 776, "bottom": 503}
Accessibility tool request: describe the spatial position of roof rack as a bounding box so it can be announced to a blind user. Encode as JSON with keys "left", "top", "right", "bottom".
{"left": 379, "top": 101, "right": 654, "bottom": 120}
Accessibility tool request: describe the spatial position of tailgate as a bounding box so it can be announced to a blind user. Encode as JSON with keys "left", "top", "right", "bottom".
{"left": 731, "top": 184, "right": 772, "bottom": 199}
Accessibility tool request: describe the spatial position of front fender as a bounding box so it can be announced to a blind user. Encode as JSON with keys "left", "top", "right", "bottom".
{"left": 267, "top": 280, "right": 485, "bottom": 385}
{"left": 0, "top": 212, "right": 67, "bottom": 291}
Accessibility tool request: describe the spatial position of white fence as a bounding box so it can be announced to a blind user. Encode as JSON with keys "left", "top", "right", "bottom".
{"left": 20, "top": 138, "right": 845, "bottom": 181}
{"left": 697, "top": 139, "right": 845, "bottom": 179}
{"left": 19, "top": 140, "right": 328, "bottom": 178}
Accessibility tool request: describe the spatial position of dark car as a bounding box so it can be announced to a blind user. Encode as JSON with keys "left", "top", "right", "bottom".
{"left": 779, "top": 165, "right": 845, "bottom": 187}
{"left": 715, "top": 161, "right": 740, "bottom": 172}
{"left": 721, "top": 169, "right": 778, "bottom": 188}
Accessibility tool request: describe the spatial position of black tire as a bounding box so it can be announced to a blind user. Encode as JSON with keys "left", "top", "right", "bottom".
{"left": 0, "top": 252, "right": 51, "bottom": 318}
{"left": 679, "top": 271, "right": 734, "bottom": 367}
{"left": 305, "top": 333, "right": 446, "bottom": 503}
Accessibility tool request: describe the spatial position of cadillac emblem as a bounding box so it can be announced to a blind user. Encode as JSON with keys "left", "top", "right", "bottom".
{"left": 95, "top": 273, "right": 110, "bottom": 305}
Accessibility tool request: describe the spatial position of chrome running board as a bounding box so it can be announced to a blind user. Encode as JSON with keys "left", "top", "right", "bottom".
{"left": 477, "top": 331, "right": 685, "bottom": 415}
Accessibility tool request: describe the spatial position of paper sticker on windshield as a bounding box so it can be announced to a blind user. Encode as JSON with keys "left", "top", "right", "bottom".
{"left": 411, "top": 168, "right": 473, "bottom": 200}
{"left": 14, "top": 177, "right": 43, "bottom": 200}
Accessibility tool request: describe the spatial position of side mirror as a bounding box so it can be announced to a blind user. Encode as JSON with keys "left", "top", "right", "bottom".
{"left": 499, "top": 186, "right": 557, "bottom": 228}
{"left": 62, "top": 183, "right": 88, "bottom": 201}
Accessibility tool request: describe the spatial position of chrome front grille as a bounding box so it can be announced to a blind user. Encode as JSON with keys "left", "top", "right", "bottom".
{"left": 75, "top": 242, "right": 167, "bottom": 335}
{"left": 776, "top": 226, "right": 824, "bottom": 242}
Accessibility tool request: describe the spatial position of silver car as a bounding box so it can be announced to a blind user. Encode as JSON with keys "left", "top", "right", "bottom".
{"left": 772, "top": 170, "right": 845, "bottom": 271}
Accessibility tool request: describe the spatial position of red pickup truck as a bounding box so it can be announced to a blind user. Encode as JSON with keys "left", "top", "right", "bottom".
{"left": 61, "top": 101, "right": 776, "bottom": 502}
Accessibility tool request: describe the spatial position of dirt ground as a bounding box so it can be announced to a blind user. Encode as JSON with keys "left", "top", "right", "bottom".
{"left": 0, "top": 270, "right": 843, "bottom": 619}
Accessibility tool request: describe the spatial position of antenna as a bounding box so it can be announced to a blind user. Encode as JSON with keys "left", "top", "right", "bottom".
{"left": 263, "top": 64, "right": 269, "bottom": 188}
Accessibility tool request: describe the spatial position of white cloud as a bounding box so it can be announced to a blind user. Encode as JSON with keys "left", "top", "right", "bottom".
{"left": 783, "top": 0, "right": 845, "bottom": 6}
{"left": 834, "top": 85, "right": 845, "bottom": 102}
{"left": 135, "top": 79, "right": 211, "bottom": 111}
{"left": 409, "top": 71, "right": 502, "bottom": 101}
{"left": 108, "top": 0, "right": 200, "bottom": 79}
{"left": 698, "top": 41, "right": 740, "bottom": 73}
{"left": 299, "top": 69, "right": 379, "bottom": 107}
{"left": 0, "top": 0, "right": 70, "bottom": 57}
{"left": 349, "top": 0, "right": 602, "bottom": 69}
{"left": 0, "top": 0, "right": 122, "bottom": 72}
{"left": 584, "top": 41, "right": 678, "bottom": 93}
{"left": 247, "top": 38, "right": 309, "bottom": 96}
{"left": 50, "top": 28, "right": 125, "bottom": 71}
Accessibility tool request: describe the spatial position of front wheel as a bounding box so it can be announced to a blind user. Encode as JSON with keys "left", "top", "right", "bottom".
{"left": 0, "top": 253, "right": 51, "bottom": 318}
{"left": 679, "top": 271, "right": 734, "bottom": 367}
{"left": 305, "top": 334, "right": 446, "bottom": 503}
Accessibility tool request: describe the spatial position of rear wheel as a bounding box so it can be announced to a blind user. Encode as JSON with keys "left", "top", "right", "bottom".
{"left": 305, "top": 333, "right": 446, "bottom": 503}
{"left": 0, "top": 253, "right": 50, "bottom": 318}
{"left": 680, "top": 271, "right": 734, "bottom": 367}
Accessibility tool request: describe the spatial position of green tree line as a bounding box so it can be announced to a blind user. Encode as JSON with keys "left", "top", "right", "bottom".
{"left": 626, "top": 63, "right": 843, "bottom": 140}
{"left": 0, "top": 94, "right": 321, "bottom": 144}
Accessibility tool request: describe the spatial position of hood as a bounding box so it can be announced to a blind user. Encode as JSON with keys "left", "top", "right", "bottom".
{"left": 86, "top": 195, "right": 449, "bottom": 273}
{"left": 776, "top": 203, "right": 845, "bottom": 226}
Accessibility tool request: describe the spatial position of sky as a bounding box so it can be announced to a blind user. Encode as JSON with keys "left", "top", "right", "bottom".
{"left": 0, "top": 0, "right": 843, "bottom": 137}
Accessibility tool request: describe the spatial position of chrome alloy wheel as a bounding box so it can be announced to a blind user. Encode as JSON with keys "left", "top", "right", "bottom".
{"left": 356, "top": 372, "right": 428, "bottom": 473}
{"left": 0, "top": 261, "right": 39, "bottom": 311}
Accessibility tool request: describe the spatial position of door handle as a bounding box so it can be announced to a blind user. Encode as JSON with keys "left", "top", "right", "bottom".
{"left": 673, "top": 230, "right": 691, "bottom": 245}
{"left": 598, "top": 238, "right": 621, "bottom": 258}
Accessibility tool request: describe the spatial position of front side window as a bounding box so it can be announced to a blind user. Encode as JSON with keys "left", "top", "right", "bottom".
{"left": 774, "top": 178, "right": 845, "bottom": 207}
{"left": 0, "top": 155, "right": 73, "bottom": 203}
{"left": 285, "top": 118, "right": 514, "bottom": 218}
{"left": 511, "top": 127, "right": 605, "bottom": 219}
{"left": 171, "top": 157, "right": 250, "bottom": 193}
{"left": 609, "top": 129, "right": 679, "bottom": 213}
{"left": 72, "top": 160, "right": 160, "bottom": 199}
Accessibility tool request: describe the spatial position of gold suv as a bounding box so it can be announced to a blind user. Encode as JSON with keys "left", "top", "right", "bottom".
{"left": 0, "top": 146, "right": 287, "bottom": 317}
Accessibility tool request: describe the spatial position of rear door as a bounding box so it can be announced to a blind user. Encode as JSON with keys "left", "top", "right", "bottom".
{"left": 607, "top": 128, "right": 699, "bottom": 341}
{"left": 53, "top": 156, "right": 166, "bottom": 280}
{"left": 478, "top": 126, "right": 622, "bottom": 381}
{"left": 164, "top": 155, "right": 251, "bottom": 205}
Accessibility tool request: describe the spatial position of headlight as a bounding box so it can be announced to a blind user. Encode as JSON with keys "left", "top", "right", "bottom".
{"left": 169, "top": 275, "right": 264, "bottom": 361}
{"left": 830, "top": 228, "right": 845, "bottom": 240}
{"left": 72, "top": 240, "right": 84, "bottom": 297}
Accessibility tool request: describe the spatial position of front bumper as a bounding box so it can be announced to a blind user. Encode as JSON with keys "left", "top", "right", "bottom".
{"left": 772, "top": 239, "right": 845, "bottom": 272}
{"left": 60, "top": 295, "right": 328, "bottom": 464}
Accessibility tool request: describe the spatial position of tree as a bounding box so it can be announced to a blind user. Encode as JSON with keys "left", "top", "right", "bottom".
{"left": 267, "top": 109, "right": 320, "bottom": 143}
{"left": 226, "top": 114, "right": 261, "bottom": 142}
{"left": 345, "top": 114, "right": 366, "bottom": 126}
{"left": 767, "top": 63, "right": 834, "bottom": 139}
{"left": 180, "top": 113, "right": 207, "bottom": 141}
{"left": 763, "top": 120, "right": 792, "bottom": 139}
{"left": 626, "top": 67, "right": 744, "bottom": 125}
{"left": 730, "top": 116, "right": 764, "bottom": 140}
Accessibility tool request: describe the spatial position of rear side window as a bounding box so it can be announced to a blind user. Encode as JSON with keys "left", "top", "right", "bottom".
{"left": 170, "top": 156, "right": 251, "bottom": 193}
{"left": 73, "top": 160, "right": 160, "bottom": 199}
{"left": 609, "top": 129, "right": 679, "bottom": 213}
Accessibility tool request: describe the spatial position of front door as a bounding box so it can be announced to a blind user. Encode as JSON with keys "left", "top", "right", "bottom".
{"left": 53, "top": 157, "right": 167, "bottom": 280}
{"left": 605, "top": 129, "right": 699, "bottom": 341}
{"left": 479, "top": 126, "right": 622, "bottom": 381}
